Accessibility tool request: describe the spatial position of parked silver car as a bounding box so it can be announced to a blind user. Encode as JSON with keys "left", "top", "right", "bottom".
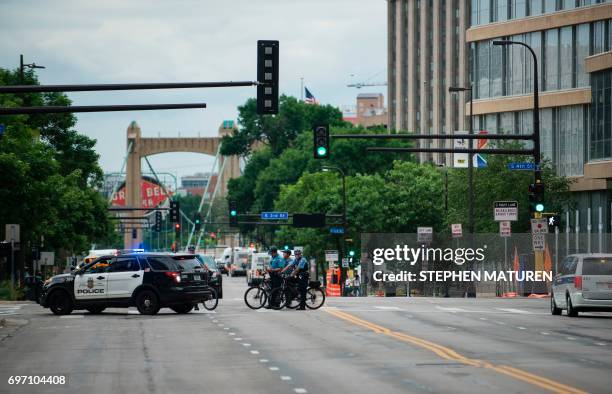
{"left": 551, "top": 254, "right": 612, "bottom": 316}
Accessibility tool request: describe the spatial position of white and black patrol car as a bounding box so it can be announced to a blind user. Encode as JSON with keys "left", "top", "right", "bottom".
{"left": 39, "top": 252, "right": 214, "bottom": 315}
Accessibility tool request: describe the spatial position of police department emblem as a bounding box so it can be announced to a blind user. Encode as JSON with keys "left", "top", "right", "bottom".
{"left": 87, "top": 278, "right": 94, "bottom": 289}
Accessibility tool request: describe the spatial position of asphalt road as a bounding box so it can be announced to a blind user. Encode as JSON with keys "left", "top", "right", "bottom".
{"left": 1, "top": 277, "right": 611, "bottom": 394}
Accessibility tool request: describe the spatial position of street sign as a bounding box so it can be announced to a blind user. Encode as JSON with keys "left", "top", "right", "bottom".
{"left": 261, "top": 212, "right": 289, "bottom": 220}
{"left": 325, "top": 250, "right": 339, "bottom": 262}
{"left": 507, "top": 162, "right": 539, "bottom": 171}
{"left": 451, "top": 223, "right": 462, "bottom": 238}
{"left": 499, "top": 221, "right": 511, "bottom": 237}
{"left": 5, "top": 224, "right": 19, "bottom": 243}
{"left": 329, "top": 226, "right": 345, "bottom": 234}
{"left": 531, "top": 218, "right": 549, "bottom": 251}
{"left": 494, "top": 201, "right": 518, "bottom": 221}
{"left": 342, "top": 258, "right": 349, "bottom": 268}
{"left": 40, "top": 251, "right": 55, "bottom": 266}
{"left": 417, "top": 227, "right": 433, "bottom": 243}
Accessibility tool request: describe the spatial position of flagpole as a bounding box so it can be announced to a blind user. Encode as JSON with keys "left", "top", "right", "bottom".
{"left": 300, "top": 77, "right": 304, "bottom": 101}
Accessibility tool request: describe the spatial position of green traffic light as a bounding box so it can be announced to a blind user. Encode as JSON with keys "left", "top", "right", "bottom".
{"left": 316, "top": 146, "right": 327, "bottom": 156}
{"left": 230, "top": 210, "right": 237, "bottom": 216}
{"left": 535, "top": 203, "right": 545, "bottom": 212}
{"left": 349, "top": 250, "right": 355, "bottom": 257}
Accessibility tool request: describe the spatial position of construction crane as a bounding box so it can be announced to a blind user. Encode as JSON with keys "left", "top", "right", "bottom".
{"left": 346, "top": 81, "right": 387, "bottom": 89}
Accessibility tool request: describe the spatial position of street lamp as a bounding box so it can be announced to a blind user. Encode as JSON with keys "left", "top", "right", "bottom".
{"left": 448, "top": 85, "right": 474, "bottom": 234}
{"left": 492, "top": 40, "right": 541, "bottom": 184}
{"left": 19, "top": 54, "right": 45, "bottom": 84}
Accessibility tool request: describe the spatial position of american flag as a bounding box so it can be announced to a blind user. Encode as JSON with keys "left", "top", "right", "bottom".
{"left": 304, "top": 87, "right": 319, "bottom": 105}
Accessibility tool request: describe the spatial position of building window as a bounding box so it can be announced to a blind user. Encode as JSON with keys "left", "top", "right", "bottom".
{"left": 590, "top": 70, "right": 612, "bottom": 161}
{"left": 559, "top": 26, "right": 573, "bottom": 89}
{"left": 576, "top": 23, "right": 590, "bottom": 87}
{"left": 545, "top": 29, "right": 559, "bottom": 90}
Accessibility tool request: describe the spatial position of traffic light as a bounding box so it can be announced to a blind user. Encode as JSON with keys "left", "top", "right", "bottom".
{"left": 313, "top": 125, "right": 330, "bottom": 159}
{"left": 528, "top": 182, "right": 545, "bottom": 213}
{"left": 194, "top": 214, "right": 201, "bottom": 231}
{"left": 229, "top": 200, "right": 238, "bottom": 227}
{"left": 348, "top": 249, "right": 355, "bottom": 257}
{"left": 154, "top": 211, "right": 162, "bottom": 232}
{"left": 170, "top": 200, "right": 180, "bottom": 222}
{"left": 256, "top": 40, "right": 279, "bottom": 115}
{"left": 174, "top": 223, "right": 181, "bottom": 237}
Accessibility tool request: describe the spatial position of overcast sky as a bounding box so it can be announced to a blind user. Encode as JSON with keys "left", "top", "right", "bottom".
{"left": 0, "top": 0, "right": 387, "bottom": 181}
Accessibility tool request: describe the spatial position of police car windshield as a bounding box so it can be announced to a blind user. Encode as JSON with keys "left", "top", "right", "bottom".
{"left": 583, "top": 258, "right": 612, "bottom": 275}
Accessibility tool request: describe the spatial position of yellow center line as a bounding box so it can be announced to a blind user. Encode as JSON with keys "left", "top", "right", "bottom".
{"left": 324, "top": 309, "right": 587, "bottom": 394}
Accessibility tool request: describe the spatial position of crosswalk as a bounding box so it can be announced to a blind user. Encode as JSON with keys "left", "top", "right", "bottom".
{"left": 0, "top": 304, "right": 25, "bottom": 316}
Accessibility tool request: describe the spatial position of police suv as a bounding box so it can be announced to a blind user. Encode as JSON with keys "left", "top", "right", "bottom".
{"left": 39, "top": 252, "right": 213, "bottom": 315}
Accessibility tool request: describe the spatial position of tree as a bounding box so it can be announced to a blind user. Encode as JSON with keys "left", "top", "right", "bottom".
{"left": 445, "top": 142, "right": 573, "bottom": 233}
{"left": 0, "top": 67, "right": 114, "bottom": 269}
{"left": 220, "top": 95, "right": 347, "bottom": 156}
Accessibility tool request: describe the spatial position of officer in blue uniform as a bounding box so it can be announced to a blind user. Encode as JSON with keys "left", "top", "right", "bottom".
{"left": 266, "top": 246, "right": 286, "bottom": 308}
{"left": 291, "top": 249, "right": 310, "bottom": 310}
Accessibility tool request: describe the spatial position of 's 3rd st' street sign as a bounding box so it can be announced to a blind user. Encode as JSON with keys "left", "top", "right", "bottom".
{"left": 494, "top": 201, "right": 518, "bottom": 221}
{"left": 261, "top": 212, "right": 289, "bottom": 220}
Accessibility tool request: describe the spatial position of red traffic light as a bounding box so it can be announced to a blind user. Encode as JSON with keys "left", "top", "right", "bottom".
{"left": 175, "top": 223, "right": 180, "bottom": 229}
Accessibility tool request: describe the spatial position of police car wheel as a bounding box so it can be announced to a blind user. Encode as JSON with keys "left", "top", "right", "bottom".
{"left": 86, "top": 307, "right": 106, "bottom": 314}
{"left": 49, "top": 291, "right": 73, "bottom": 315}
{"left": 170, "top": 304, "right": 193, "bottom": 314}
{"left": 136, "top": 290, "right": 160, "bottom": 315}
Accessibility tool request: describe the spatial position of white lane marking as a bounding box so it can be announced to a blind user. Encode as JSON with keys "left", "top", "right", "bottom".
{"left": 495, "top": 321, "right": 506, "bottom": 325}
{"left": 243, "top": 343, "right": 251, "bottom": 347}
{"left": 269, "top": 367, "right": 279, "bottom": 371}
{"left": 595, "top": 342, "right": 606, "bottom": 346}
{"left": 212, "top": 320, "right": 218, "bottom": 323}
{"left": 540, "top": 332, "right": 550, "bottom": 335}
{"left": 0, "top": 306, "right": 22, "bottom": 309}
{"left": 259, "top": 359, "right": 268, "bottom": 363}
{"left": 234, "top": 338, "right": 242, "bottom": 341}
{"left": 281, "top": 376, "right": 292, "bottom": 381}
{"left": 374, "top": 306, "right": 401, "bottom": 310}
{"left": 251, "top": 350, "right": 260, "bottom": 355}
{"left": 517, "top": 326, "right": 527, "bottom": 330}
{"left": 217, "top": 324, "right": 224, "bottom": 327}
{"left": 59, "top": 315, "right": 83, "bottom": 319}
{"left": 436, "top": 306, "right": 467, "bottom": 313}
{"left": 479, "top": 317, "right": 487, "bottom": 321}
{"left": 566, "top": 336, "right": 576, "bottom": 340}
{"left": 223, "top": 327, "right": 229, "bottom": 330}
{"left": 496, "top": 308, "right": 535, "bottom": 315}
{"left": 229, "top": 332, "right": 235, "bottom": 336}
{"left": 294, "top": 388, "right": 308, "bottom": 393}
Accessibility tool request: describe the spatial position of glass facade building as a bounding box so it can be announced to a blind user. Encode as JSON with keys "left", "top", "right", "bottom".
{"left": 467, "top": 1, "right": 612, "bottom": 230}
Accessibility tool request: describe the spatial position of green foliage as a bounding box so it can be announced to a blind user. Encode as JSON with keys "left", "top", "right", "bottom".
{"left": 445, "top": 142, "right": 573, "bottom": 233}
{"left": 220, "top": 95, "right": 347, "bottom": 156}
{"left": 0, "top": 280, "right": 24, "bottom": 301}
{"left": 0, "top": 67, "right": 114, "bottom": 256}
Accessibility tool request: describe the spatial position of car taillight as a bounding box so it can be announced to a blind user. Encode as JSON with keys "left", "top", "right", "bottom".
{"left": 574, "top": 275, "right": 582, "bottom": 290}
{"left": 164, "top": 271, "right": 181, "bottom": 284}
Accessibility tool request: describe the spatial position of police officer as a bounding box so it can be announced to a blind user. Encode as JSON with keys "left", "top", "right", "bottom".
{"left": 266, "top": 246, "right": 285, "bottom": 308}
{"left": 291, "top": 249, "right": 309, "bottom": 310}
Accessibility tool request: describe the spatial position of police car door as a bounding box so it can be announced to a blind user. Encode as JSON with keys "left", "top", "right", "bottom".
{"left": 106, "top": 256, "right": 144, "bottom": 299}
{"left": 74, "top": 259, "right": 110, "bottom": 300}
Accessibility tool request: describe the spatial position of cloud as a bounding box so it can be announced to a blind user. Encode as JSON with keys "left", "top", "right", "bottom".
{"left": 0, "top": 0, "right": 386, "bottom": 178}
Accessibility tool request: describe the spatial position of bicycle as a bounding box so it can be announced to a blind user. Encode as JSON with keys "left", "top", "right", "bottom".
{"left": 269, "top": 276, "right": 325, "bottom": 310}
{"left": 244, "top": 273, "right": 272, "bottom": 310}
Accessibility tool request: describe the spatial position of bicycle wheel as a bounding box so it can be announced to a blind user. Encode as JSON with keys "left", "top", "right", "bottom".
{"left": 203, "top": 286, "right": 219, "bottom": 311}
{"left": 305, "top": 287, "right": 325, "bottom": 310}
{"left": 285, "top": 286, "right": 300, "bottom": 309}
{"left": 269, "top": 287, "right": 287, "bottom": 310}
{"left": 244, "top": 286, "right": 268, "bottom": 310}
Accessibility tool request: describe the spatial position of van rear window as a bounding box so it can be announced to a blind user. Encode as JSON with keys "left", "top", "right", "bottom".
{"left": 583, "top": 258, "right": 612, "bottom": 275}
